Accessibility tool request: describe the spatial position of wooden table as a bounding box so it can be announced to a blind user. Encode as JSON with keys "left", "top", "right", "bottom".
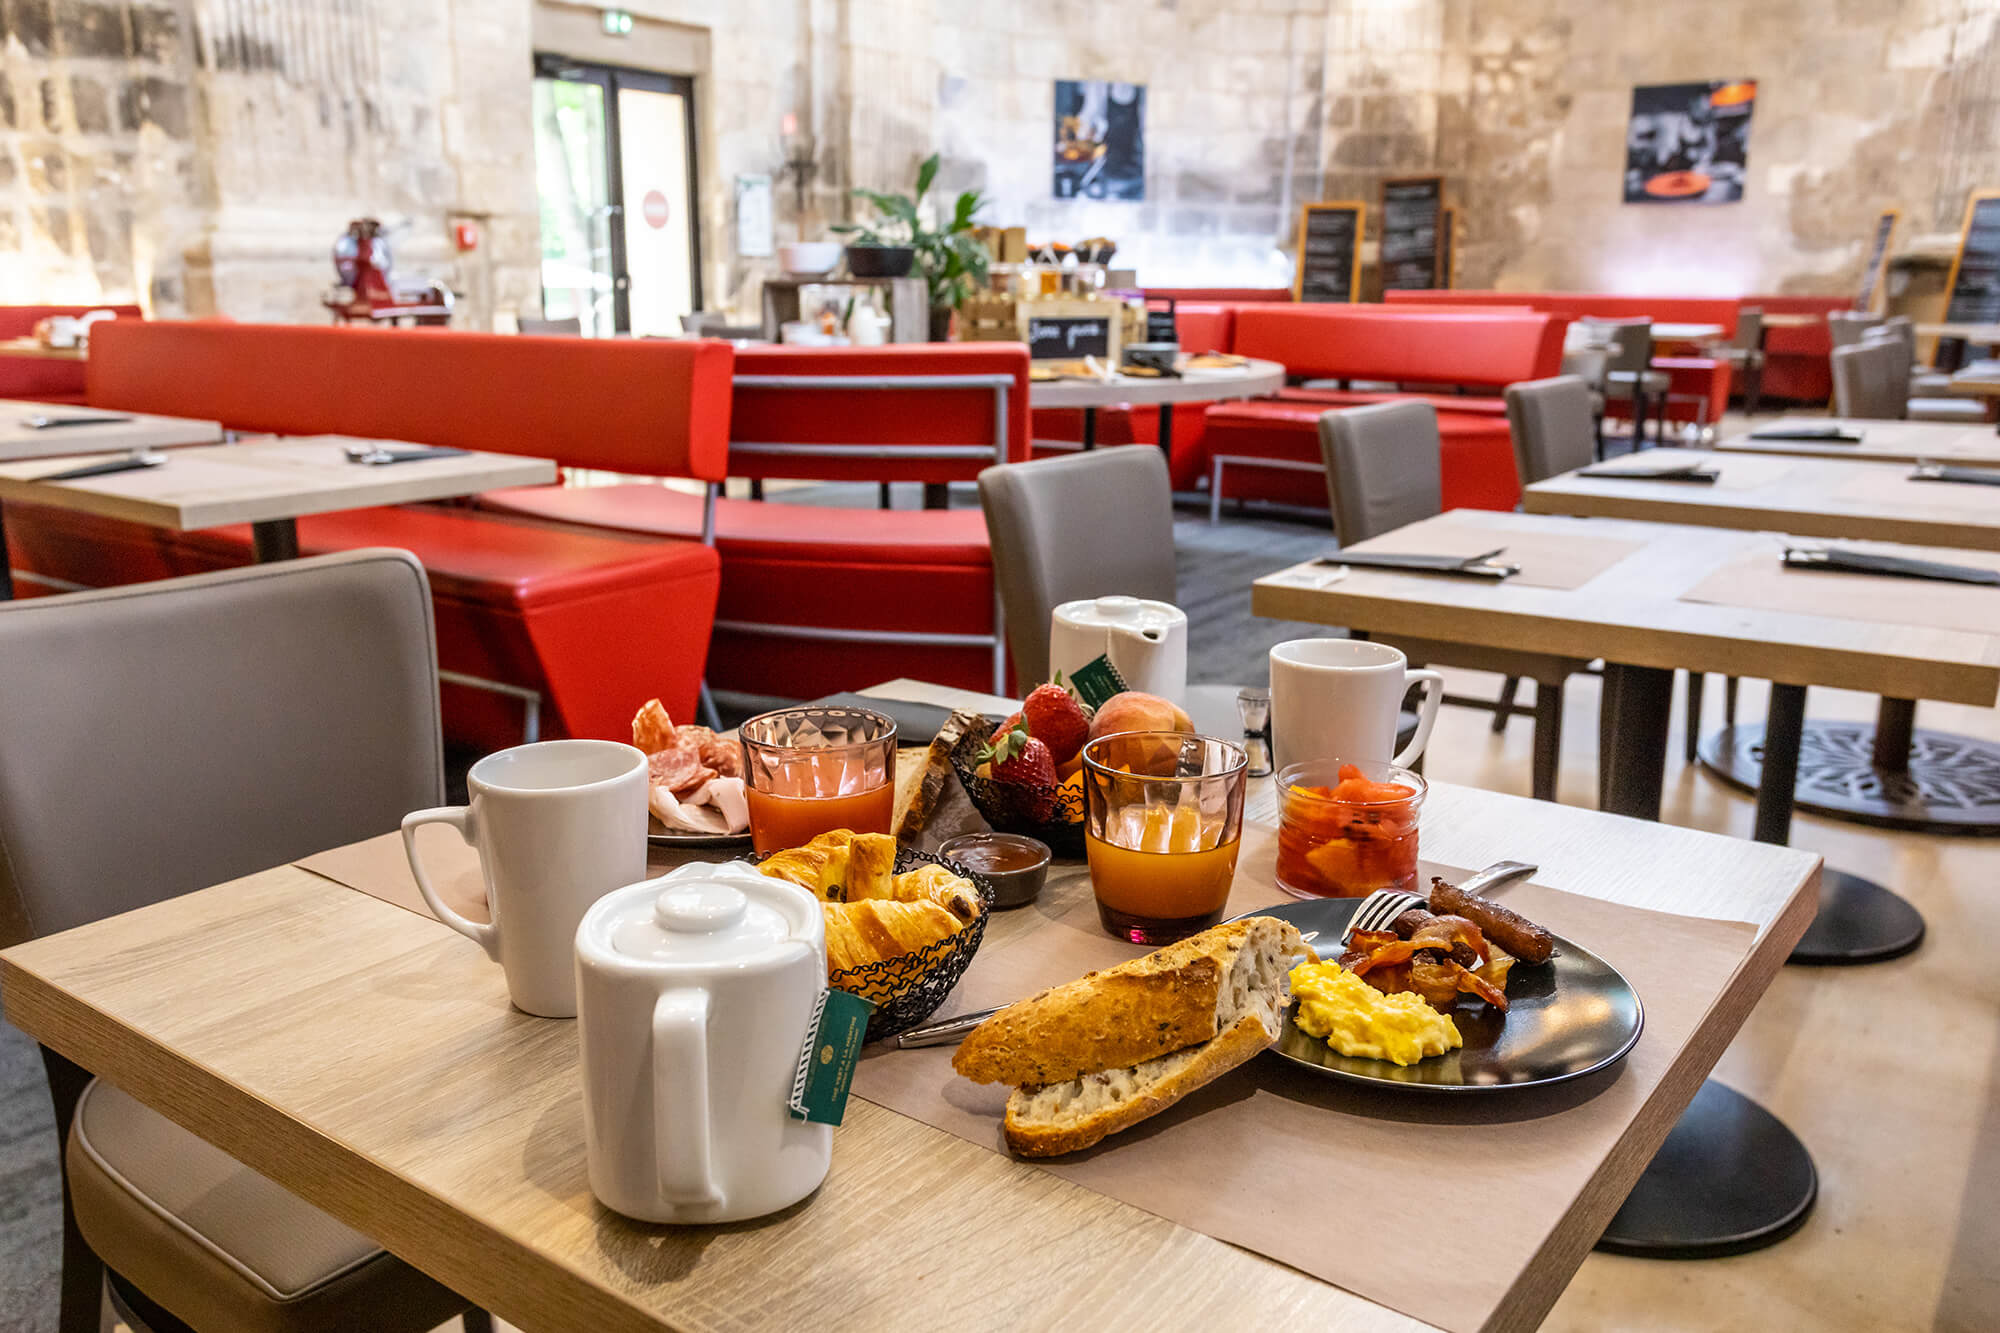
{"left": 1916, "top": 322, "right": 2000, "bottom": 342}
{"left": 0, "top": 436, "right": 554, "bottom": 564}
{"left": 1949, "top": 371, "right": 2000, "bottom": 400}
{"left": 1649, "top": 322, "right": 1724, "bottom": 342}
{"left": 0, "top": 675, "right": 1819, "bottom": 1333}
{"left": 1030, "top": 357, "right": 1285, "bottom": 452}
{"left": 1714, "top": 417, "right": 2000, "bottom": 466}
{"left": 0, "top": 337, "right": 86, "bottom": 361}
{"left": 1757, "top": 312, "right": 1823, "bottom": 329}
{"left": 1523, "top": 448, "right": 2000, "bottom": 551}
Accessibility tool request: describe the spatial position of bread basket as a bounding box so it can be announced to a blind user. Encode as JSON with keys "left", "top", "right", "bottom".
{"left": 750, "top": 845, "right": 994, "bottom": 1042}
{"left": 948, "top": 717, "right": 1087, "bottom": 857}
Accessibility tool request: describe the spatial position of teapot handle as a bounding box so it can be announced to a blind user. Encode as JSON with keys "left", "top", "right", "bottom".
{"left": 653, "top": 988, "right": 722, "bottom": 1207}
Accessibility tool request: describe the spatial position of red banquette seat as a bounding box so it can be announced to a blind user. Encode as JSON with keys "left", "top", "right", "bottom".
{"left": 0, "top": 304, "right": 143, "bottom": 404}
{"left": 3, "top": 322, "right": 733, "bottom": 749}
{"left": 1746, "top": 295, "right": 1849, "bottom": 403}
{"left": 478, "top": 343, "right": 1033, "bottom": 700}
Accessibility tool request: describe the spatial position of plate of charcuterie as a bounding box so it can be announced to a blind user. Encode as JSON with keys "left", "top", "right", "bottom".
{"left": 631, "top": 699, "right": 753, "bottom": 848}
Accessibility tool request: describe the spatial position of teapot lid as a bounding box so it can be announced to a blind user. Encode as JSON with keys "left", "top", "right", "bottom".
{"left": 580, "top": 861, "right": 821, "bottom": 970}
{"left": 1054, "top": 595, "right": 1186, "bottom": 633}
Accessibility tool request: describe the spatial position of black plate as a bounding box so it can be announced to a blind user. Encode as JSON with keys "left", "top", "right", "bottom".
{"left": 1234, "top": 896, "right": 1643, "bottom": 1092}
{"left": 647, "top": 821, "right": 752, "bottom": 850}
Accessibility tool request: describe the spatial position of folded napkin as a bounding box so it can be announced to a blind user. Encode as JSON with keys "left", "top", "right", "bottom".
{"left": 1747, "top": 426, "right": 1865, "bottom": 443}
{"left": 1575, "top": 464, "right": 1719, "bottom": 484}
{"left": 1910, "top": 464, "right": 2000, "bottom": 487}
{"left": 1782, "top": 546, "right": 2000, "bottom": 586}
{"left": 650, "top": 775, "right": 749, "bottom": 834}
{"left": 1315, "top": 550, "right": 1519, "bottom": 580}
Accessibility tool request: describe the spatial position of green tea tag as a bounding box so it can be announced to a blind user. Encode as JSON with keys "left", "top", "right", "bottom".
{"left": 788, "top": 988, "right": 871, "bottom": 1125}
{"left": 1067, "top": 654, "right": 1129, "bottom": 711}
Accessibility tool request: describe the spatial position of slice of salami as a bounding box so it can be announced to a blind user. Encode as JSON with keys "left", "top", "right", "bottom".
{"left": 696, "top": 733, "right": 743, "bottom": 779}
{"left": 648, "top": 743, "right": 704, "bottom": 794}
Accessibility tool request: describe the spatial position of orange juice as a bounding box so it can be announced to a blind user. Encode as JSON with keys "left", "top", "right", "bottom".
{"left": 746, "top": 782, "right": 893, "bottom": 854}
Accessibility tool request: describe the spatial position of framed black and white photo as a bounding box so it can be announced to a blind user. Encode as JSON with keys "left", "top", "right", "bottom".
{"left": 1623, "top": 80, "right": 1756, "bottom": 205}
{"left": 1054, "top": 80, "right": 1145, "bottom": 201}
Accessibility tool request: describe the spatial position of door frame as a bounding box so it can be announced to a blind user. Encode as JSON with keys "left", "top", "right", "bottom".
{"left": 532, "top": 52, "right": 704, "bottom": 332}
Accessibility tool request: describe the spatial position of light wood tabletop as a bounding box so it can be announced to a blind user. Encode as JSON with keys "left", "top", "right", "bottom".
{"left": 0, "top": 401, "right": 223, "bottom": 463}
{"left": 1713, "top": 417, "right": 2000, "bottom": 466}
{"left": 1523, "top": 448, "right": 2000, "bottom": 552}
{"left": 1252, "top": 510, "right": 2000, "bottom": 704}
{"left": 0, "top": 436, "right": 555, "bottom": 531}
{"left": 1648, "top": 322, "right": 1724, "bottom": 342}
{"left": 0, "top": 677, "right": 1821, "bottom": 1333}
{"left": 0, "top": 337, "right": 86, "bottom": 361}
{"left": 1916, "top": 323, "right": 2000, "bottom": 342}
{"left": 1028, "top": 357, "right": 1285, "bottom": 408}
{"left": 1949, "top": 373, "right": 2000, "bottom": 400}
{"left": 1757, "top": 312, "right": 1823, "bottom": 329}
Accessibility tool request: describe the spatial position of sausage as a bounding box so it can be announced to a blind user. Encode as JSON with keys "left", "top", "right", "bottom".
{"left": 1428, "top": 877, "right": 1556, "bottom": 965}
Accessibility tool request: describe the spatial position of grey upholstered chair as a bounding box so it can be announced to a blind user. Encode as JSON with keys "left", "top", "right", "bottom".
{"left": 977, "top": 447, "right": 1241, "bottom": 735}
{"left": 1316, "top": 403, "right": 1582, "bottom": 800}
{"left": 0, "top": 552, "right": 488, "bottom": 1333}
{"left": 1868, "top": 316, "right": 1992, "bottom": 422}
{"left": 1827, "top": 310, "right": 1881, "bottom": 347}
{"left": 1832, "top": 339, "right": 1906, "bottom": 419}
{"left": 1722, "top": 307, "right": 1765, "bottom": 414}
{"left": 1505, "top": 375, "right": 1599, "bottom": 486}
{"left": 517, "top": 315, "right": 582, "bottom": 335}
{"left": 1586, "top": 319, "right": 1669, "bottom": 447}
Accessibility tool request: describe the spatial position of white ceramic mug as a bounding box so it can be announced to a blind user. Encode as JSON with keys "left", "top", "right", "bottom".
{"left": 1269, "top": 639, "right": 1444, "bottom": 775}
{"left": 402, "top": 739, "right": 648, "bottom": 1018}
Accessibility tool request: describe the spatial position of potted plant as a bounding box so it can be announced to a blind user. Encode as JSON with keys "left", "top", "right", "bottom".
{"left": 835, "top": 154, "right": 991, "bottom": 340}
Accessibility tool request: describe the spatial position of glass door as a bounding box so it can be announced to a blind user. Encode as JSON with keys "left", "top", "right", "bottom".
{"left": 532, "top": 56, "right": 703, "bottom": 335}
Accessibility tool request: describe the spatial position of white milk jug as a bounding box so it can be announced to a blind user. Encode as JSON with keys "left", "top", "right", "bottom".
{"left": 574, "top": 862, "right": 831, "bottom": 1223}
{"left": 1049, "top": 595, "right": 1189, "bottom": 702}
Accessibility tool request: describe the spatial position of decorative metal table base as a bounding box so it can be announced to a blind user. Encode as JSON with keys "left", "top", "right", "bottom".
{"left": 1699, "top": 720, "right": 2000, "bottom": 834}
{"left": 1597, "top": 1080, "right": 1817, "bottom": 1259}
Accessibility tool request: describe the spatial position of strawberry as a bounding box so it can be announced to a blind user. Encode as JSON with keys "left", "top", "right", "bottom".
{"left": 1022, "top": 674, "right": 1093, "bottom": 765}
{"left": 981, "top": 722, "right": 1058, "bottom": 819}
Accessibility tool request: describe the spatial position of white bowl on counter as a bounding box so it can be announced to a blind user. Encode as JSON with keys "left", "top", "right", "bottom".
{"left": 778, "top": 242, "right": 843, "bottom": 276}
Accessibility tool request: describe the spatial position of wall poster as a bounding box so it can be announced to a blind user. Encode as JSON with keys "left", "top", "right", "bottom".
{"left": 1054, "top": 80, "right": 1145, "bottom": 201}
{"left": 1623, "top": 80, "right": 1756, "bottom": 205}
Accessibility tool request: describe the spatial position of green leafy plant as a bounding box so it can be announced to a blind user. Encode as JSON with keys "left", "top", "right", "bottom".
{"left": 834, "top": 153, "right": 992, "bottom": 309}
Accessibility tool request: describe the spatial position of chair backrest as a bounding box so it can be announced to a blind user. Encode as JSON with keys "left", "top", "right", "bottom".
{"left": 1828, "top": 312, "right": 1881, "bottom": 347}
{"left": 727, "top": 344, "right": 1033, "bottom": 484}
{"left": 86, "top": 321, "right": 735, "bottom": 482}
{"left": 1831, "top": 340, "right": 1907, "bottom": 420}
{"left": 517, "top": 316, "right": 582, "bottom": 336}
{"left": 0, "top": 550, "right": 444, "bottom": 948}
{"left": 1732, "top": 307, "right": 1764, "bottom": 352}
{"left": 977, "top": 447, "right": 1177, "bottom": 690}
{"left": 1583, "top": 318, "right": 1654, "bottom": 375}
{"left": 1505, "top": 375, "right": 1598, "bottom": 484}
{"left": 1318, "top": 402, "right": 1443, "bottom": 545}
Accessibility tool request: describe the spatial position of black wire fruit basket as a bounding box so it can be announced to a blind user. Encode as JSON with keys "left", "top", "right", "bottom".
{"left": 752, "top": 845, "right": 995, "bottom": 1042}
{"left": 949, "top": 717, "right": 1088, "bottom": 857}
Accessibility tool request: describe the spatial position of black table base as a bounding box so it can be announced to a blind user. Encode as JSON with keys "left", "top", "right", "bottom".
{"left": 1699, "top": 717, "right": 2000, "bottom": 834}
{"left": 251, "top": 518, "right": 300, "bottom": 563}
{"left": 1785, "top": 867, "right": 1926, "bottom": 964}
{"left": 1597, "top": 1080, "right": 1817, "bottom": 1259}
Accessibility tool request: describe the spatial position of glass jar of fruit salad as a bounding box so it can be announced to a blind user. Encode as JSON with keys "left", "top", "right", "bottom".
{"left": 1274, "top": 760, "right": 1425, "bottom": 898}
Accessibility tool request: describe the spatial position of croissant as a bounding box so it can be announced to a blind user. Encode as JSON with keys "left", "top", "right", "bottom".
{"left": 890, "top": 863, "right": 982, "bottom": 924}
{"left": 823, "top": 898, "right": 963, "bottom": 972}
{"left": 756, "top": 830, "right": 896, "bottom": 902}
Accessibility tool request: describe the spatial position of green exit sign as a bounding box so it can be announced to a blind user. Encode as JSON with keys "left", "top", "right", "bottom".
{"left": 601, "top": 8, "right": 633, "bottom": 35}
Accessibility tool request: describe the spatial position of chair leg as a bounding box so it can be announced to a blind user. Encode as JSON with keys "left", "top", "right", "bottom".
{"left": 878, "top": 482, "right": 892, "bottom": 510}
{"left": 1724, "top": 674, "right": 1740, "bottom": 725}
{"left": 1632, "top": 392, "right": 1647, "bottom": 450}
{"left": 1531, "top": 682, "right": 1563, "bottom": 802}
{"left": 1491, "top": 675, "right": 1520, "bottom": 733}
{"left": 1745, "top": 362, "right": 1763, "bottom": 416}
{"left": 1683, "top": 670, "right": 1705, "bottom": 764}
{"left": 462, "top": 1310, "right": 496, "bottom": 1333}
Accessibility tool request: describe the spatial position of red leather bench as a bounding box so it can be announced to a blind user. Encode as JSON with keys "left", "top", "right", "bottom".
{"left": 477, "top": 343, "right": 1033, "bottom": 700}
{"left": 1745, "top": 296, "right": 1847, "bottom": 403}
{"left": 3, "top": 322, "right": 733, "bottom": 750}
{"left": 1203, "top": 402, "right": 1519, "bottom": 518}
{"left": 0, "top": 304, "right": 142, "bottom": 404}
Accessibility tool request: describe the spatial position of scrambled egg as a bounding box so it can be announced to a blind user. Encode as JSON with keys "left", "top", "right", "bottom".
{"left": 1289, "top": 960, "right": 1461, "bottom": 1066}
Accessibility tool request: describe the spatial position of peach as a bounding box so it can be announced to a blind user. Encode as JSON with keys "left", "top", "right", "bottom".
{"left": 1086, "top": 691, "right": 1194, "bottom": 741}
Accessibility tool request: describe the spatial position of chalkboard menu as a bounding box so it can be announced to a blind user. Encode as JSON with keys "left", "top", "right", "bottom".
{"left": 1438, "top": 205, "right": 1457, "bottom": 290}
{"left": 1854, "top": 210, "right": 1898, "bottom": 312}
{"left": 1027, "top": 314, "right": 1111, "bottom": 359}
{"left": 1292, "top": 201, "right": 1365, "bottom": 303}
{"left": 1379, "top": 176, "right": 1444, "bottom": 292}
{"left": 1943, "top": 191, "right": 2000, "bottom": 325}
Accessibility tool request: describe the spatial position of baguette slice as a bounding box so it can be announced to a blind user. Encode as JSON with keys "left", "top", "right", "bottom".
{"left": 1003, "top": 1009, "right": 1280, "bottom": 1157}
{"left": 891, "top": 709, "right": 981, "bottom": 840}
{"left": 952, "top": 916, "right": 1304, "bottom": 1089}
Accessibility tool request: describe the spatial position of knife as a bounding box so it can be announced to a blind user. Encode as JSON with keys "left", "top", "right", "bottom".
{"left": 34, "top": 452, "right": 168, "bottom": 481}
{"left": 891, "top": 859, "right": 1543, "bottom": 1049}
{"left": 1575, "top": 464, "right": 1720, "bottom": 483}
{"left": 1747, "top": 426, "right": 1864, "bottom": 443}
{"left": 1783, "top": 546, "right": 2000, "bottom": 586}
{"left": 1313, "top": 547, "right": 1519, "bottom": 579}
{"left": 344, "top": 445, "right": 471, "bottom": 465}
{"left": 21, "top": 413, "right": 136, "bottom": 429}
{"left": 1910, "top": 463, "right": 2000, "bottom": 487}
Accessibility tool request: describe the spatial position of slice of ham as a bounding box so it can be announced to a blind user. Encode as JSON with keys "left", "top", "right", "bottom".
{"left": 650, "top": 776, "right": 749, "bottom": 835}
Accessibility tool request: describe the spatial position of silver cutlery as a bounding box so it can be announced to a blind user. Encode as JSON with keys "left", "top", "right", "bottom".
{"left": 343, "top": 444, "right": 470, "bottom": 465}
{"left": 21, "top": 413, "right": 135, "bottom": 429}
{"left": 37, "top": 451, "right": 168, "bottom": 481}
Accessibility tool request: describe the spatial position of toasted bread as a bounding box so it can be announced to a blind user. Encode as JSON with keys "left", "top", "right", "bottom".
{"left": 892, "top": 709, "right": 980, "bottom": 841}
{"left": 952, "top": 916, "right": 1304, "bottom": 1089}
{"left": 1002, "top": 1009, "right": 1279, "bottom": 1156}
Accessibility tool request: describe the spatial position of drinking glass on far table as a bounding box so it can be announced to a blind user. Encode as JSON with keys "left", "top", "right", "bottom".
{"left": 1081, "top": 732, "right": 1247, "bottom": 944}
{"left": 740, "top": 706, "right": 898, "bottom": 854}
{"left": 1275, "top": 759, "right": 1426, "bottom": 899}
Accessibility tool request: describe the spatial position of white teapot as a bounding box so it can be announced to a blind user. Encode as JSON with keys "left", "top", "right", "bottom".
{"left": 574, "top": 861, "right": 831, "bottom": 1224}
{"left": 1048, "top": 595, "right": 1189, "bottom": 703}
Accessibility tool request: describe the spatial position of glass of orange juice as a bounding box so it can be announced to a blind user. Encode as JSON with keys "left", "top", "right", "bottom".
{"left": 1081, "top": 732, "right": 1247, "bottom": 944}
{"left": 740, "top": 706, "right": 898, "bottom": 854}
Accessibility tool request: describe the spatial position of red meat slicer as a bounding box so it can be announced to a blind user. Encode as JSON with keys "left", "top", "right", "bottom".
{"left": 323, "top": 218, "right": 454, "bottom": 326}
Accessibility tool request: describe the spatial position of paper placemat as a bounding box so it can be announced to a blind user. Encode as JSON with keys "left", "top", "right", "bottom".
{"left": 852, "top": 820, "right": 1756, "bottom": 1333}
{"left": 1679, "top": 541, "right": 2000, "bottom": 635}
{"left": 1835, "top": 468, "right": 2000, "bottom": 509}
{"left": 1579, "top": 452, "right": 1795, "bottom": 491}
{"left": 1351, "top": 521, "right": 1646, "bottom": 590}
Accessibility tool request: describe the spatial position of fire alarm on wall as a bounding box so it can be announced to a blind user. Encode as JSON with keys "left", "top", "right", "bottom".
{"left": 454, "top": 221, "right": 480, "bottom": 252}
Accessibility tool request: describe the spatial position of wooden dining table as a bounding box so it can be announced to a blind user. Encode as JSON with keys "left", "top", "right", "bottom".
{"left": 1713, "top": 416, "right": 2000, "bottom": 466}
{"left": 1029, "top": 356, "right": 1284, "bottom": 452}
{"left": 0, "top": 677, "right": 1822, "bottom": 1333}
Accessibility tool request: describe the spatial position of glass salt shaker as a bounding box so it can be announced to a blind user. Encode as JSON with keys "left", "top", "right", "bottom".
{"left": 1236, "top": 686, "right": 1273, "bottom": 778}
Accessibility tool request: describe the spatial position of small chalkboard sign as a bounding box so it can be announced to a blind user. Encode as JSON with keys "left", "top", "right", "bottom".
{"left": 1942, "top": 190, "right": 2000, "bottom": 326}
{"left": 1292, "top": 201, "right": 1365, "bottom": 303}
{"left": 1380, "top": 176, "right": 1445, "bottom": 292}
{"left": 1438, "top": 205, "right": 1458, "bottom": 290}
{"left": 1146, "top": 303, "right": 1178, "bottom": 343}
{"left": 1027, "top": 315, "right": 1111, "bottom": 359}
{"left": 1855, "top": 210, "right": 1898, "bottom": 312}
